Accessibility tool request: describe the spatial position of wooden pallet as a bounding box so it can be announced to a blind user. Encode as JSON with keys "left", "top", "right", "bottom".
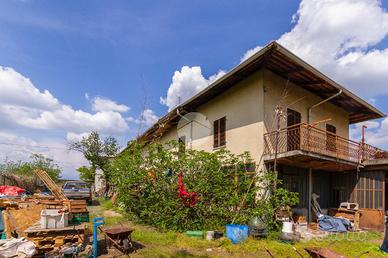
{"left": 63, "top": 199, "right": 87, "bottom": 213}
{"left": 25, "top": 224, "right": 86, "bottom": 255}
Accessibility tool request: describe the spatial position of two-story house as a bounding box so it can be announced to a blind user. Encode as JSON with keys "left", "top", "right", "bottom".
{"left": 138, "top": 42, "right": 388, "bottom": 230}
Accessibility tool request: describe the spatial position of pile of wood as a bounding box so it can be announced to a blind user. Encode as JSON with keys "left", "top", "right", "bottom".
{"left": 63, "top": 199, "right": 88, "bottom": 213}
{"left": 24, "top": 224, "right": 86, "bottom": 255}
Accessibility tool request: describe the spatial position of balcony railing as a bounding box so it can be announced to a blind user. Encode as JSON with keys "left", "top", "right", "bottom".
{"left": 264, "top": 123, "right": 387, "bottom": 164}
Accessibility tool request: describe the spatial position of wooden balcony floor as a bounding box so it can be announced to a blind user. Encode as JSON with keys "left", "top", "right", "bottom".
{"left": 263, "top": 150, "right": 359, "bottom": 171}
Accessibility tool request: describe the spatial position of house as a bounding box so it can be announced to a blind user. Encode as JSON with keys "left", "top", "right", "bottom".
{"left": 139, "top": 42, "right": 388, "bottom": 230}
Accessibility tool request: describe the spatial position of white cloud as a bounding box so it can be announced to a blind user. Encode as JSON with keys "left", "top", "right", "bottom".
{"left": 160, "top": 66, "right": 225, "bottom": 110}
{"left": 351, "top": 118, "right": 388, "bottom": 150}
{"left": 127, "top": 108, "right": 159, "bottom": 128}
{"left": 91, "top": 96, "right": 130, "bottom": 113}
{"left": 0, "top": 66, "right": 130, "bottom": 134}
{"left": 66, "top": 132, "right": 90, "bottom": 142}
{"left": 0, "top": 67, "right": 60, "bottom": 110}
{"left": 241, "top": 0, "right": 388, "bottom": 149}
{"left": 249, "top": 0, "right": 388, "bottom": 98}
{"left": 0, "top": 65, "right": 133, "bottom": 178}
{"left": 0, "top": 132, "right": 87, "bottom": 179}
{"left": 140, "top": 109, "right": 159, "bottom": 127}
{"left": 240, "top": 45, "right": 263, "bottom": 62}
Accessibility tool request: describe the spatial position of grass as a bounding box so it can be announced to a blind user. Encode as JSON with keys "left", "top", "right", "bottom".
{"left": 89, "top": 198, "right": 388, "bottom": 257}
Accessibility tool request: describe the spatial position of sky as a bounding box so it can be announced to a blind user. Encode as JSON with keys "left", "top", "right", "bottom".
{"left": 0, "top": 0, "right": 388, "bottom": 179}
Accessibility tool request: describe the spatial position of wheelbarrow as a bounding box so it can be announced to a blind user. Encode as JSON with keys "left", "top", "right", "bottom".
{"left": 99, "top": 226, "right": 134, "bottom": 254}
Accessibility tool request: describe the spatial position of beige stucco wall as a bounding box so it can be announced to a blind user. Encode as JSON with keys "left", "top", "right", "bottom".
{"left": 263, "top": 69, "right": 349, "bottom": 138}
{"left": 159, "top": 70, "right": 266, "bottom": 166}
{"left": 158, "top": 68, "right": 350, "bottom": 168}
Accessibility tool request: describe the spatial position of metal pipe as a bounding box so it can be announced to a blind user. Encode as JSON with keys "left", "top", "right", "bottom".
{"left": 93, "top": 217, "right": 104, "bottom": 258}
{"left": 308, "top": 90, "right": 342, "bottom": 124}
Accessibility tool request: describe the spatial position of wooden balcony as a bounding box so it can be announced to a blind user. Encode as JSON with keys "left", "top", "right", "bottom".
{"left": 264, "top": 123, "right": 388, "bottom": 171}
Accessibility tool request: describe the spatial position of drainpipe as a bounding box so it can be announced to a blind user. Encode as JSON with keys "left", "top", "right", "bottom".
{"left": 306, "top": 89, "right": 342, "bottom": 222}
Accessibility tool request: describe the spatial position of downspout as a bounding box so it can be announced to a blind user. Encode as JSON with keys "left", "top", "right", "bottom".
{"left": 306, "top": 89, "right": 342, "bottom": 222}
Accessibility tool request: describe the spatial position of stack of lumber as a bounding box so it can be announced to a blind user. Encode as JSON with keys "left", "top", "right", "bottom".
{"left": 24, "top": 224, "right": 86, "bottom": 255}
{"left": 34, "top": 170, "right": 67, "bottom": 200}
{"left": 63, "top": 199, "right": 87, "bottom": 213}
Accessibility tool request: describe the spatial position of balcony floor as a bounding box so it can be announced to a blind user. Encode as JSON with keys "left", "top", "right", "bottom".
{"left": 263, "top": 150, "right": 360, "bottom": 171}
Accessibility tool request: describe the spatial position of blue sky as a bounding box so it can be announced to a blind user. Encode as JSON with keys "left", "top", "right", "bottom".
{"left": 1, "top": 0, "right": 388, "bottom": 178}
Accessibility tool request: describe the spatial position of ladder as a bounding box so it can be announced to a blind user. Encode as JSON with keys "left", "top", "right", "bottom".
{"left": 34, "top": 169, "right": 68, "bottom": 200}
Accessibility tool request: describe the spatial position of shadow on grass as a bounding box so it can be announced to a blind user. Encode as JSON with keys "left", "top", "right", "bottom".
{"left": 89, "top": 199, "right": 101, "bottom": 206}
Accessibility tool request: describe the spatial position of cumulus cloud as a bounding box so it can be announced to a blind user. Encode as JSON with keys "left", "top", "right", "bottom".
{"left": 351, "top": 118, "right": 388, "bottom": 150}
{"left": 242, "top": 0, "right": 388, "bottom": 99}
{"left": 239, "top": 0, "right": 388, "bottom": 149}
{"left": 0, "top": 66, "right": 130, "bottom": 134}
{"left": 0, "top": 67, "right": 60, "bottom": 110}
{"left": 127, "top": 108, "right": 159, "bottom": 128}
{"left": 92, "top": 96, "right": 130, "bottom": 113}
{"left": 240, "top": 45, "right": 263, "bottom": 63}
{"left": 160, "top": 66, "right": 225, "bottom": 110}
{"left": 66, "top": 132, "right": 90, "bottom": 142}
{"left": 0, "top": 65, "right": 133, "bottom": 178}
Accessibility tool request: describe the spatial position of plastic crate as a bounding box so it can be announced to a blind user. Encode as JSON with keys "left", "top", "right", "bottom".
{"left": 69, "top": 212, "right": 89, "bottom": 224}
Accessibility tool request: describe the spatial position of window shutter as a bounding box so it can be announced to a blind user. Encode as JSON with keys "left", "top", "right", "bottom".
{"left": 213, "top": 120, "right": 219, "bottom": 147}
{"left": 220, "top": 117, "right": 226, "bottom": 146}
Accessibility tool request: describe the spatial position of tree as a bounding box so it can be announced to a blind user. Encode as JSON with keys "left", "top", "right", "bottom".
{"left": 0, "top": 153, "right": 62, "bottom": 191}
{"left": 69, "top": 131, "right": 119, "bottom": 190}
{"left": 77, "top": 166, "right": 95, "bottom": 183}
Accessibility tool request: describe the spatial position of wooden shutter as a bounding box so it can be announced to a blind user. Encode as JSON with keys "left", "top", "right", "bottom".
{"left": 220, "top": 117, "right": 226, "bottom": 146}
{"left": 213, "top": 117, "right": 226, "bottom": 148}
{"left": 213, "top": 120, "right": 219, "bottom": 147}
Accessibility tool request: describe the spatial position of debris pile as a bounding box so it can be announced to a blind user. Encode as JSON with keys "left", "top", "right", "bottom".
{"left": 0, "top": 169, "right": 90, "bottom": 257}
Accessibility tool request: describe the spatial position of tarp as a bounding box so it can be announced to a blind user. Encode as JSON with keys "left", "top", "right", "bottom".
{"left": 318, "top": 214, "right": 351, "bottom": 232}
{"left": 0, "top": 186, "right": 25, "bottom": 196}
{"left": 0, "top": 238, "right": 36, "bottom": 257}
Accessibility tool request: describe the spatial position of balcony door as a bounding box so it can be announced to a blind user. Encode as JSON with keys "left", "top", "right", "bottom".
{"left": 287, "top": 109, "right": 301, "bottom": 151}
{"left": 326, "top": 124, "right": 337, "bottom": 152}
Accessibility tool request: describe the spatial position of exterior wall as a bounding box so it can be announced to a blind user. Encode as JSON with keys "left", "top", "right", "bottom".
{"left": 263, "top": 69, "right": 350, "bottom": 138}
{"left": 158, "top": 68, "right": 352, "bottom": 167}
{"left": 159, "top": 70, "right": 265, "bottom": 165}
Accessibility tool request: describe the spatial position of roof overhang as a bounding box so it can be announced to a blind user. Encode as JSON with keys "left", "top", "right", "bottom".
{"left": 140, "top": 41, "right": 385, "bottom": 142}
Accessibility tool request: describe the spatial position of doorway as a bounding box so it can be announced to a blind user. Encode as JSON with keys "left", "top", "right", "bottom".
{"left": 287, "top": 108, "right": 301, "bottom": 151}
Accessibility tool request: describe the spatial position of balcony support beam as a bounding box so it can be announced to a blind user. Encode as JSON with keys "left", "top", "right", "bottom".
{"left": 308, "top": 168, "right": 312, "bottom": 222}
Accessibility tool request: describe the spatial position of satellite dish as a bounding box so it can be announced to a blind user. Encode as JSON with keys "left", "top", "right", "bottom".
{"left": 177, "top": 112, "right": 211, "bottom": 147}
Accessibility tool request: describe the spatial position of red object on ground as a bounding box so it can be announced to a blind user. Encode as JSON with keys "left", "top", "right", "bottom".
{"left": 178, "top": 173, "right": 200, "bottom": 207}
{"left": 0, "top": 185, "right": 25, "bottom": 196}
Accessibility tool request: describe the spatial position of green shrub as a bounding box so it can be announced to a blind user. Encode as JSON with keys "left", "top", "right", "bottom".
{"left": 109, "top": 141, "right": 298, "bottom": 232}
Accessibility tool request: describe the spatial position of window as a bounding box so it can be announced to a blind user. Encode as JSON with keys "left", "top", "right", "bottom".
{"left": 355, "top": 172, "right": 384, "bottom": 210}
{"left": 213, "top": 117, "right": 226, "bottom": 148}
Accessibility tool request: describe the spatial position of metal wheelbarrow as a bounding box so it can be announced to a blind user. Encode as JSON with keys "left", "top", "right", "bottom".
{"left": 99, "top": 226, "right": 134, "bottom": 254}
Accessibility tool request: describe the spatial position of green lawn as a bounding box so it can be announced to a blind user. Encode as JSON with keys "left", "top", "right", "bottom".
{"left": 89, "top": 199, "right": 388, "bottom": 257}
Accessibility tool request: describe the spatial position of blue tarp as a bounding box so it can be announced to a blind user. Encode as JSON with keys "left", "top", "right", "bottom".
{"left": 318, "top": 214, "right": 351, "bottom": 232}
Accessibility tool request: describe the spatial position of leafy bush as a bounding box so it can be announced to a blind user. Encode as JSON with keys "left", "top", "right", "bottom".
{"left": 109, "top": 141, "right": 298, "bottom": 232}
